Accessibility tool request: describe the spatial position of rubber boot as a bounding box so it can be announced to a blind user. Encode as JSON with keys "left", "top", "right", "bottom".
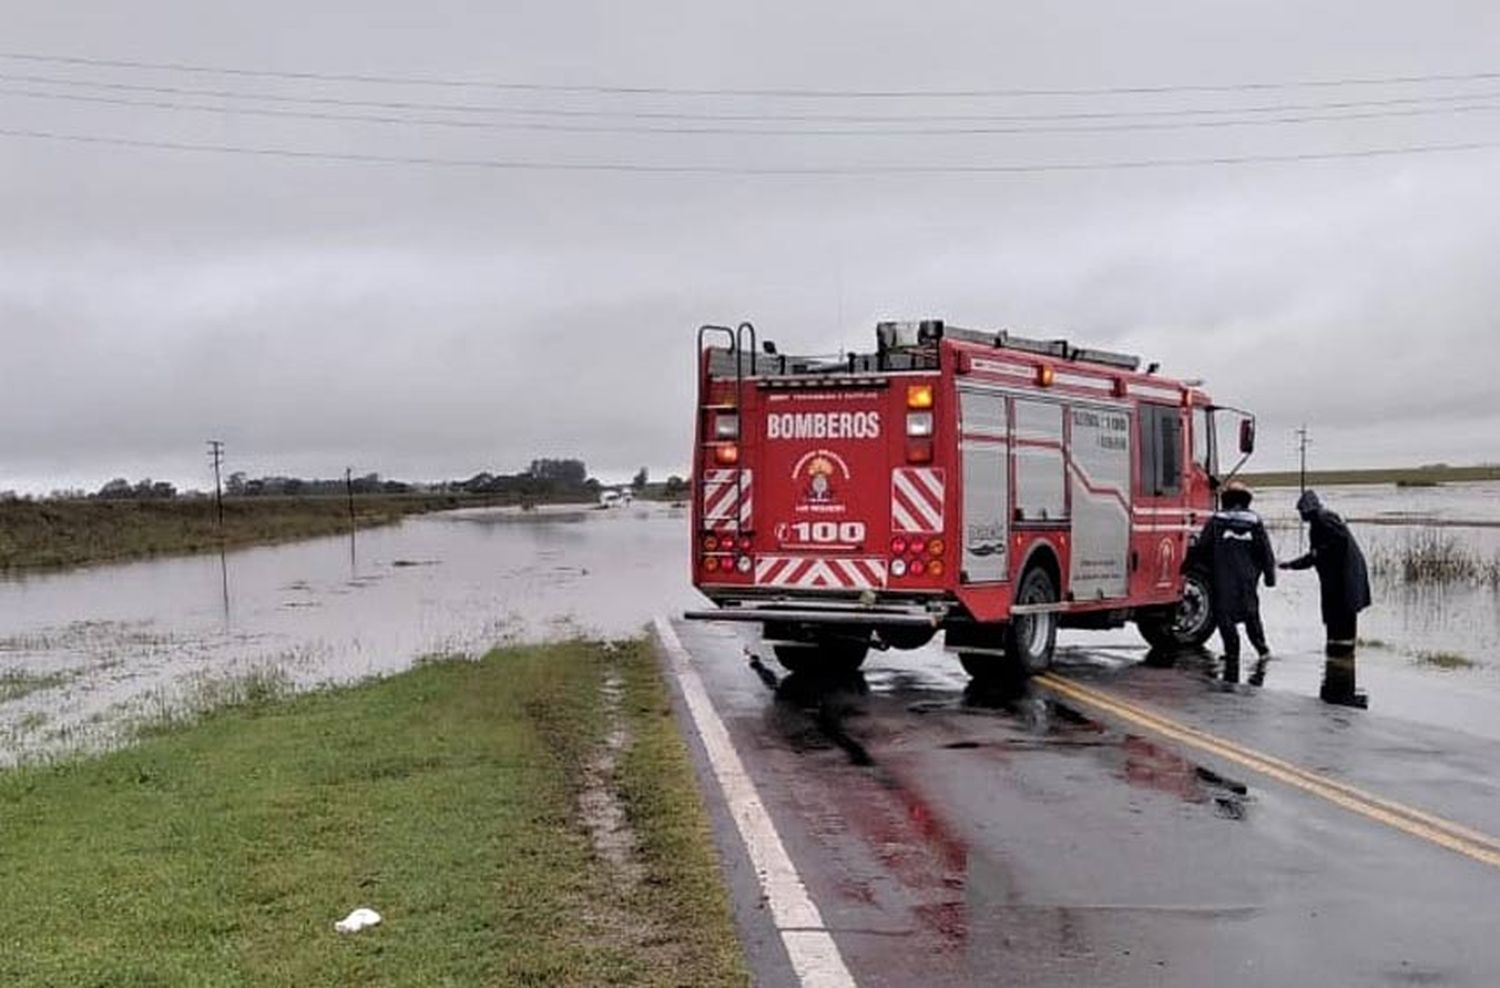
{"left": 1221, "top": 654, "right": 1241, "bottom": 686}
{"left": 1320, "top": 645, "right": 1368, "bottom": 709}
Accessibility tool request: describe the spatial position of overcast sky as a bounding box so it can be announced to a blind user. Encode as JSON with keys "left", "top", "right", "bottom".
{"left": 2, "top": 2, "right": 1497, "bottom": 493}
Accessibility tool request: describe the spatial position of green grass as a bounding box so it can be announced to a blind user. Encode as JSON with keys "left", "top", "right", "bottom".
{"left": 0, "top": 639, "right": 747, "bottom": 987}
{"left": 0, "top": 495, "right": 508, "bottom": 572}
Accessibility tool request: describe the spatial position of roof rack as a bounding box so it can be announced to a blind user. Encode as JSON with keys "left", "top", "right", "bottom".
{"left": 876, "top": 319, "right": 1141, "bottom": 372}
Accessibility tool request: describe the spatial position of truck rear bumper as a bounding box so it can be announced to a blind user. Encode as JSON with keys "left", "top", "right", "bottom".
{"left": 684, "top": 600, "right": 947, "bottom": 627}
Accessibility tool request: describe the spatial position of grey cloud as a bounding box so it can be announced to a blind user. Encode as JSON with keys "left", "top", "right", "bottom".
{"left": 2, "top": 1, "right": 1499, "bottom": 490}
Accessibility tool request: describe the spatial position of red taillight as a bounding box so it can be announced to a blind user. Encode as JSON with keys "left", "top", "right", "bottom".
{"left": 890, "top": 536, "right": 908, "bottom": 555}
{"left": 906, "top": 439, "right": 933, "bottom": 464}
{"left": 909, "top": 538, "right": 927, "bottom": 556}
{"left": 910, "top": 559, "right": 927, "bottom": 576}
{"left": 714, "top": 444, "right": 740, "bottom": 466}
{"left": 738, "top": 535, "right": 752, "bottom": 551}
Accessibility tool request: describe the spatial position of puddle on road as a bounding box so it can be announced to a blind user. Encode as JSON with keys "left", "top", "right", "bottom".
{"left": 752, "top": 645, "right": 1259, "bottom": 960}
{"left": 0, "top": 505, "right": 695, "bottom": 762}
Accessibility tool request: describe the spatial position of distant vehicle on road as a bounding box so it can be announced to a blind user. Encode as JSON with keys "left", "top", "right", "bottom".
{"left": 598, "top": 488, "right": 634, "bottom": 509}
{"left": 685, "top": 319, "right": 1256, "bottom": 679}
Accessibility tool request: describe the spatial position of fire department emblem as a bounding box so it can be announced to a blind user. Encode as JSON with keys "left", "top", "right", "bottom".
{"left": 790, "top": 449, "right": 852, "bottom": 515}
{"left": 805, "top": 456, "right": 836, "bottom": 502}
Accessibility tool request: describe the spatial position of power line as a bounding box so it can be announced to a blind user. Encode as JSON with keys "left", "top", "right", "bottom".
{"left": 3, "top": 124, "right": 1498, "bottom": 175}
{"left": 6, "top": 70, "right": 1500, "bottom": 123}
{"left": 7, "top": 83, "right": 1500, "bottom": 137}
{"left": 2, "top": 50, "right": 1499, "bottom": 99}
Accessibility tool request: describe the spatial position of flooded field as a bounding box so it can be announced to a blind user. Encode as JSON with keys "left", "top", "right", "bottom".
{"left": 0, "top": 504, "right": 696, "bottom": 760}
{"left": 2, "top": 484, "right": 1499, "bottom": 761}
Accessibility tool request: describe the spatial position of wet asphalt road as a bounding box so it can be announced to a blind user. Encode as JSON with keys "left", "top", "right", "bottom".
{"left": 665, "top": 619, "right": 1500, "bottom": 987}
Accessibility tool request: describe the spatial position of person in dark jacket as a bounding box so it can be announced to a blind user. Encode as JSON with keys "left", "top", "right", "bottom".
{"left": 1190, "top": 482, "right": 1277, "bottom": 684}
{"left": 1279, "top": 489, "right": 1372, "bottom": 707}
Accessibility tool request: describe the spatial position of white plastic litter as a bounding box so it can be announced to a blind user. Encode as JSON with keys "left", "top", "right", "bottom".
{"left": 334, "top": 908, "right": 383, "bottom": 934}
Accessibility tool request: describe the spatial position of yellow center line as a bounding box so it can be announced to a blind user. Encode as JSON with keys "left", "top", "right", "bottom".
{"left": 1035, "top": 672, "right": 1500, "bottom": 871}
{"left": 1042, "top": 673, "right": 1500, "bottom": 853}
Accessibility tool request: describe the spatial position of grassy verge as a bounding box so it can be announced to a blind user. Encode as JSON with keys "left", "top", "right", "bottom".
{"left": 0, "top": 639, "right": 747, "bottom": 987}
{"left": 0, "top": 494, "right": 546, "bottom": 571}
{"left": 1241, "top": 464, "right": 1500, "bottom": 488}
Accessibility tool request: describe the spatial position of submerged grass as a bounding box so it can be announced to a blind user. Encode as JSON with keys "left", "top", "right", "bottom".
{"left": 0, "top": 669, "right": 71, "bottom": 702}
{"left": 0, "top": 638, "right": 747, "bottom": 987}
{"left": 1412, "top": 650, "right": 1478, "bottom": 671}
{"left": 1369, "top": 528, "right": 1500, "bottom": 589}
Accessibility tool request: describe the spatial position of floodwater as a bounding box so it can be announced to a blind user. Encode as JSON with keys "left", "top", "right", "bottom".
{"left": 0, "top": 504, "right": 695, "bottom": 761}
{"left": 2, "top": 483, "right": 1499, "bottom": 761}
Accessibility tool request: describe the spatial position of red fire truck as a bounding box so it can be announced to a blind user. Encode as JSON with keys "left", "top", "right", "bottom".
{"left": 685, "top": 320, "right": 1256, "bottom": 679}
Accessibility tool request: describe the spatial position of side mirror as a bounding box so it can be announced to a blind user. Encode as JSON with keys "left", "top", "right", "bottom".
{"left": 1239, "top": 419, "right": 1256, "bottom": 455}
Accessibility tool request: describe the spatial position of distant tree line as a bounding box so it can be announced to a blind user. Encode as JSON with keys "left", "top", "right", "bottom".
{"left": 0, "top": 457, "right": 684, "bottom": 503}
{"left": 226, "top": 472, "right": 412, "bottom": 497}
{"left": 448, "top": 458, "right": 599, "bottom": 498}
{"left": 97, "top": 478, "right": 180, "bottom": 500}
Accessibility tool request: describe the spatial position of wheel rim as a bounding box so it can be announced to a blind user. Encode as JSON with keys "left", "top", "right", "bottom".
{"left": 1016, "top": 573, "right": 1056, "bottom": 661}
{"left": 1172, "top": 575, "right": 1211, "bottom": 639}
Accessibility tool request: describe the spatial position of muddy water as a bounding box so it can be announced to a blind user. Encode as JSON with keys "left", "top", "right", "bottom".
{"left": 3, "top": 483, "right": 1499, "bottom": 761}
{"left": 0, "top": 504, "right": 694, "bottom": 760}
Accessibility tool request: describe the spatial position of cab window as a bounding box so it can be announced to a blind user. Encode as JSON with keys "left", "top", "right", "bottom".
{"left": 1192, "top": 406, "right": 1214, "bottom": 476}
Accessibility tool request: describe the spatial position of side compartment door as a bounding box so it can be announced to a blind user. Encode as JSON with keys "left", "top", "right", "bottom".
{"left": 958, "top": 388, "right": 1009, "bottom": 583}
{"left": 1067, "top": 405, "right": 1132, "bottom": 600}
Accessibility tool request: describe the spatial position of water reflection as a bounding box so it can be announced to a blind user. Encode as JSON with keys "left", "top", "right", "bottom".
{"left": 218, "top": 547, "right": 231, "bottom": 630}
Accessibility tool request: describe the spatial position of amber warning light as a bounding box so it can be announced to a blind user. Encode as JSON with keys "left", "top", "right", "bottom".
{"left": 907, "top": 384, "right": 935, "bottom": 409}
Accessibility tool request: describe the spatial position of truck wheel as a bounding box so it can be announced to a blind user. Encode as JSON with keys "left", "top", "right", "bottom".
{"left": 1136, "top": 570, "right": 1215, "bottom": 650}
{"left": 1005, "top": 566, "right": 1059, "bottom": 674}
{"left": 959, "top": 651, "right": 1005, "bottom": 680}
{"left": 959, "top": 652, "right": 1028, "bottom": 698}
{"left": 878, "top": 626, "right": 936, "bottom": 651}
{"left": 772, "top": 640, "right": 869, "bottom": 675}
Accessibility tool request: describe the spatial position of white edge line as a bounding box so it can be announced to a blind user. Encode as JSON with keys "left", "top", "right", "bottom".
{"left": 652, "top": 617, "right": 858, "bottom": 988}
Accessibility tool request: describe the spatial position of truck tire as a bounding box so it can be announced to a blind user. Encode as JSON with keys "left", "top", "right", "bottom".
{"left": 1136, "top": 569, "right": 1216, "bottom": 651}
{"left": 959, "top": 651, "right": 1004, "bottom": 679}
{"left": 1005, "top": 565, "right": 1059, "bottom": 674}
{"left": 878, "top": 626, "right": 936, "bottom": 651}
{"left": 772, "top": 640, "right": 869, "bottom": 675}
{"left": 956, "top": 565, "right": 1059, "bottom": 681}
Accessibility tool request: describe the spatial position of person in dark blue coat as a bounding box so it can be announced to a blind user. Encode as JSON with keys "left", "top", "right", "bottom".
{"left": 1190, "top": 482, "right": 1277, "bottom": 683}
{"left": 1280, "top": 489, "right": 1372, "bottom": 707}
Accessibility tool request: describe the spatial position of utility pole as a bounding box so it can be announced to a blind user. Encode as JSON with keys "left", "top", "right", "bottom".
{"left": 207, "top": 440, "right": 225, "bottom": 528}
{"left": 1294, "top": 425, "right": 1311, "bottom": 551}
{"left": 345, "top": 467, "right": 355, "bottom": 525}
{"left": 1295, "top": 425, "right": 1312, "bottom": 493}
